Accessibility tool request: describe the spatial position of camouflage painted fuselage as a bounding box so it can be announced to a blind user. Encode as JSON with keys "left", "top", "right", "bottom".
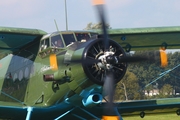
{"left": 0, "top": 30, "right": 96, "bottom": 107}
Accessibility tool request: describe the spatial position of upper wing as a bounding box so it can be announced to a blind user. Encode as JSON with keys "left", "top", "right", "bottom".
{"left": 95, "top": 26, "right": 180, "bottom": 51}
{"left": 0, "top": 26, "right": 47, "bottom": 59}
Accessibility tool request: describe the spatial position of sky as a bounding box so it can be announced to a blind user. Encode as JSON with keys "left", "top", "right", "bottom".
{"left": 1, "top": 0, "right": 180, "bottom": 33}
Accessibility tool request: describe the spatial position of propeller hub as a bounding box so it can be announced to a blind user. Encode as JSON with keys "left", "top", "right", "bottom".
{"left": 97, "top": 51, "right": 115, "bottom": 70}
{"left": 106, "top": 55, "right": 118, "bottom": 64}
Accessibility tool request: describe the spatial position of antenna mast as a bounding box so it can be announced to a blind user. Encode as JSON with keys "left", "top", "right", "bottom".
{"left": 65, "top": 0, "right": 68, "bottom": 31}
{"left": 54, "top": 19, "right": 59, "bottom": 31}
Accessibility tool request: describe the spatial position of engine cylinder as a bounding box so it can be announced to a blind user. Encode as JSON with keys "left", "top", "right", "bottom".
{"left": 82, "top": 38, "right": 127, "bottom": 85}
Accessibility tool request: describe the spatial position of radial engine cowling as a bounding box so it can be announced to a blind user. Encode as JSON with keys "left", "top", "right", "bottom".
{"left": 82, "top": 38, "right": 127, "bottom": 85}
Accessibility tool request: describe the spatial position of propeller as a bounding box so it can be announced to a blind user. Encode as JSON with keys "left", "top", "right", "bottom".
{"left": 71, "top": 0, "right": 167, "bottom": 119}
{"left": 91, "top": 0, "right": 167, "bottom": 119}
{"left": 92, "top": 0, "right": 122, "bottom": 119}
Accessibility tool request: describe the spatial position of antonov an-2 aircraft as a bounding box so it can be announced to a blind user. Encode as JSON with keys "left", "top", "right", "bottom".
{"left": 1, "top": 0, "right": 180, "bottom": 120}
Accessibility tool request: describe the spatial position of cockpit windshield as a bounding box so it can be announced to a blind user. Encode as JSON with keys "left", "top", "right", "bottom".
{"left": 62, "top": 34, "right": 76, "bottom": 46}
{"left": 51, "top": 35, "right": 64, "bottom": 48}
{"left": 75, "top": 33, "right": 90, "bottom": 41}
{"left": 39, "top": 31, "right": 98, "bottom": 51}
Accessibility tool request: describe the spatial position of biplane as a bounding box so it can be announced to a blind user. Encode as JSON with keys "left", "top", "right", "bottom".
{"left": 0, "top": 0, "right": 180, "bottom": 120}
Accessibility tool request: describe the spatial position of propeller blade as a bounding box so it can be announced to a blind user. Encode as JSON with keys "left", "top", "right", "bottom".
{"left": 66, "top": 57, "right": 100, "bottom": 65}
{"left": 119, "top": 56, "right": 148, "bottom": 63}
{"left": 160, "top": 48, "right": 168, "bottom": 67}
{"left": 103, "top": 70, "right": 114, "bottom": 105}
{"left": 92, "top": 0, "right": 105, "bottom": 5}
{"left": 103, "top": 70, "right": 120, "bottom": 117}
{"left": 93, "top": 0, "right": 109, "bottom": 51}
{"left": 124, "top": 50, "right": 168, "bottom": 66}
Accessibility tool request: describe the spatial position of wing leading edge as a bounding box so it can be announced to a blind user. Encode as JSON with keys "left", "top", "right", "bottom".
{"left": 0, "top": 26, "right": 47, "bottom": 59}
{"left": 95, "top": 26, "right": 180, "bottom": 51}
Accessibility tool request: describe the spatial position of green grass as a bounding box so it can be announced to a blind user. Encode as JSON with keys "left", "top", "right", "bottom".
{"left": 123, "top": 113, "right": 180, "bottom": 120}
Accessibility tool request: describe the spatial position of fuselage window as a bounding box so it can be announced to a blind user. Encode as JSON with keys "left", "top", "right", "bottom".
{"left": 51, "top": 35, "right": 64, "bottom": 48}
{"left": 62, "top": 34, "right": 76, "bottom": 46}
{"left": 75, "top": 33, "right": 90, "bottom": 41}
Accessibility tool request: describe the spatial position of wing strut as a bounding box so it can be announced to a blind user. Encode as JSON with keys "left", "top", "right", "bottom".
{"left": 54, "top": 107, "right": 76, "bottom": 120}
{"left": 26, "top": 107, "right": 33, "bottom": 120}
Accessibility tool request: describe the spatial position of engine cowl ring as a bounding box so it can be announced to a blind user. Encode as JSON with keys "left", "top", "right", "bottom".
{"left": 82, "top": 39, "right": 127, "bottom": 85}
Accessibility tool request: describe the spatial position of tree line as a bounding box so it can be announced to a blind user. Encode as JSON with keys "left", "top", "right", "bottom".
{"left": 115, "top": 51, "right": 180, "bottom": 101}
{"left": 83, "top": 22, "right": 111, "bottom": 30}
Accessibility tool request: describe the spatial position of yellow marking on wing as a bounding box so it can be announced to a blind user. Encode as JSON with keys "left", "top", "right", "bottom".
{"left": 50, "top": 54, "right": 58, "bottom": 70}
{"left": 92, "top": 0, "right": 105, "bottom": 5}
{"left": 102, "top": 116, "right": 120, "bottom": 120}
{"left": 160, "top": 48, "right": 168, "bottom": 67}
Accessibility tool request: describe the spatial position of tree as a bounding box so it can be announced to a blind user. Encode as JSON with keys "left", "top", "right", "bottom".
{"left": 126, "top": 50, "right": 180, "bottom": 99}
{"left": 83, "top": 22, "right": 111, "bottom": 30}
{"left": 159, "top": 84, "right": 173, "bottom": 97}
{"left": 114, "top": 70, "right": 143, "bottom": 101}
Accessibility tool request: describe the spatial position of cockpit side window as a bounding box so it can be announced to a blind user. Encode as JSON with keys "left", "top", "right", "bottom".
{"left": 40, "top": 38, "right": 50, "bottom": 51}
{"left": 45, "top": 39, "right": 50, "bottom": 48}
{"left": 75, "top": 33, "right": 90, "bottom": 41}
{"left": 62, "top": 34, "right": 75, "bottom": 46}
{"left": 90, "top": 33, "right": 98, "bottom": 39}
{"left": 90, "top": 33, "right": 98, "bottom": 37}
{"left": 51, "top": 35, "right": 64, "bottom": 48}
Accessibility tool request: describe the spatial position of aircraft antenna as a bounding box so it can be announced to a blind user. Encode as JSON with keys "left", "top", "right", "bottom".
{"left": 54, "top": 19, "right": 59, "bottom": 31}
{"left": 65, "top": 0, "right": 68, "bottom": 31}
{"left": 53, "top": 19, "right": 65, "bottom": 46}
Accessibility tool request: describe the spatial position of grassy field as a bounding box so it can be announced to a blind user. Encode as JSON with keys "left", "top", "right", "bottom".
{"left": 123, "top": 113, "right": 180, "bottom": 120}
